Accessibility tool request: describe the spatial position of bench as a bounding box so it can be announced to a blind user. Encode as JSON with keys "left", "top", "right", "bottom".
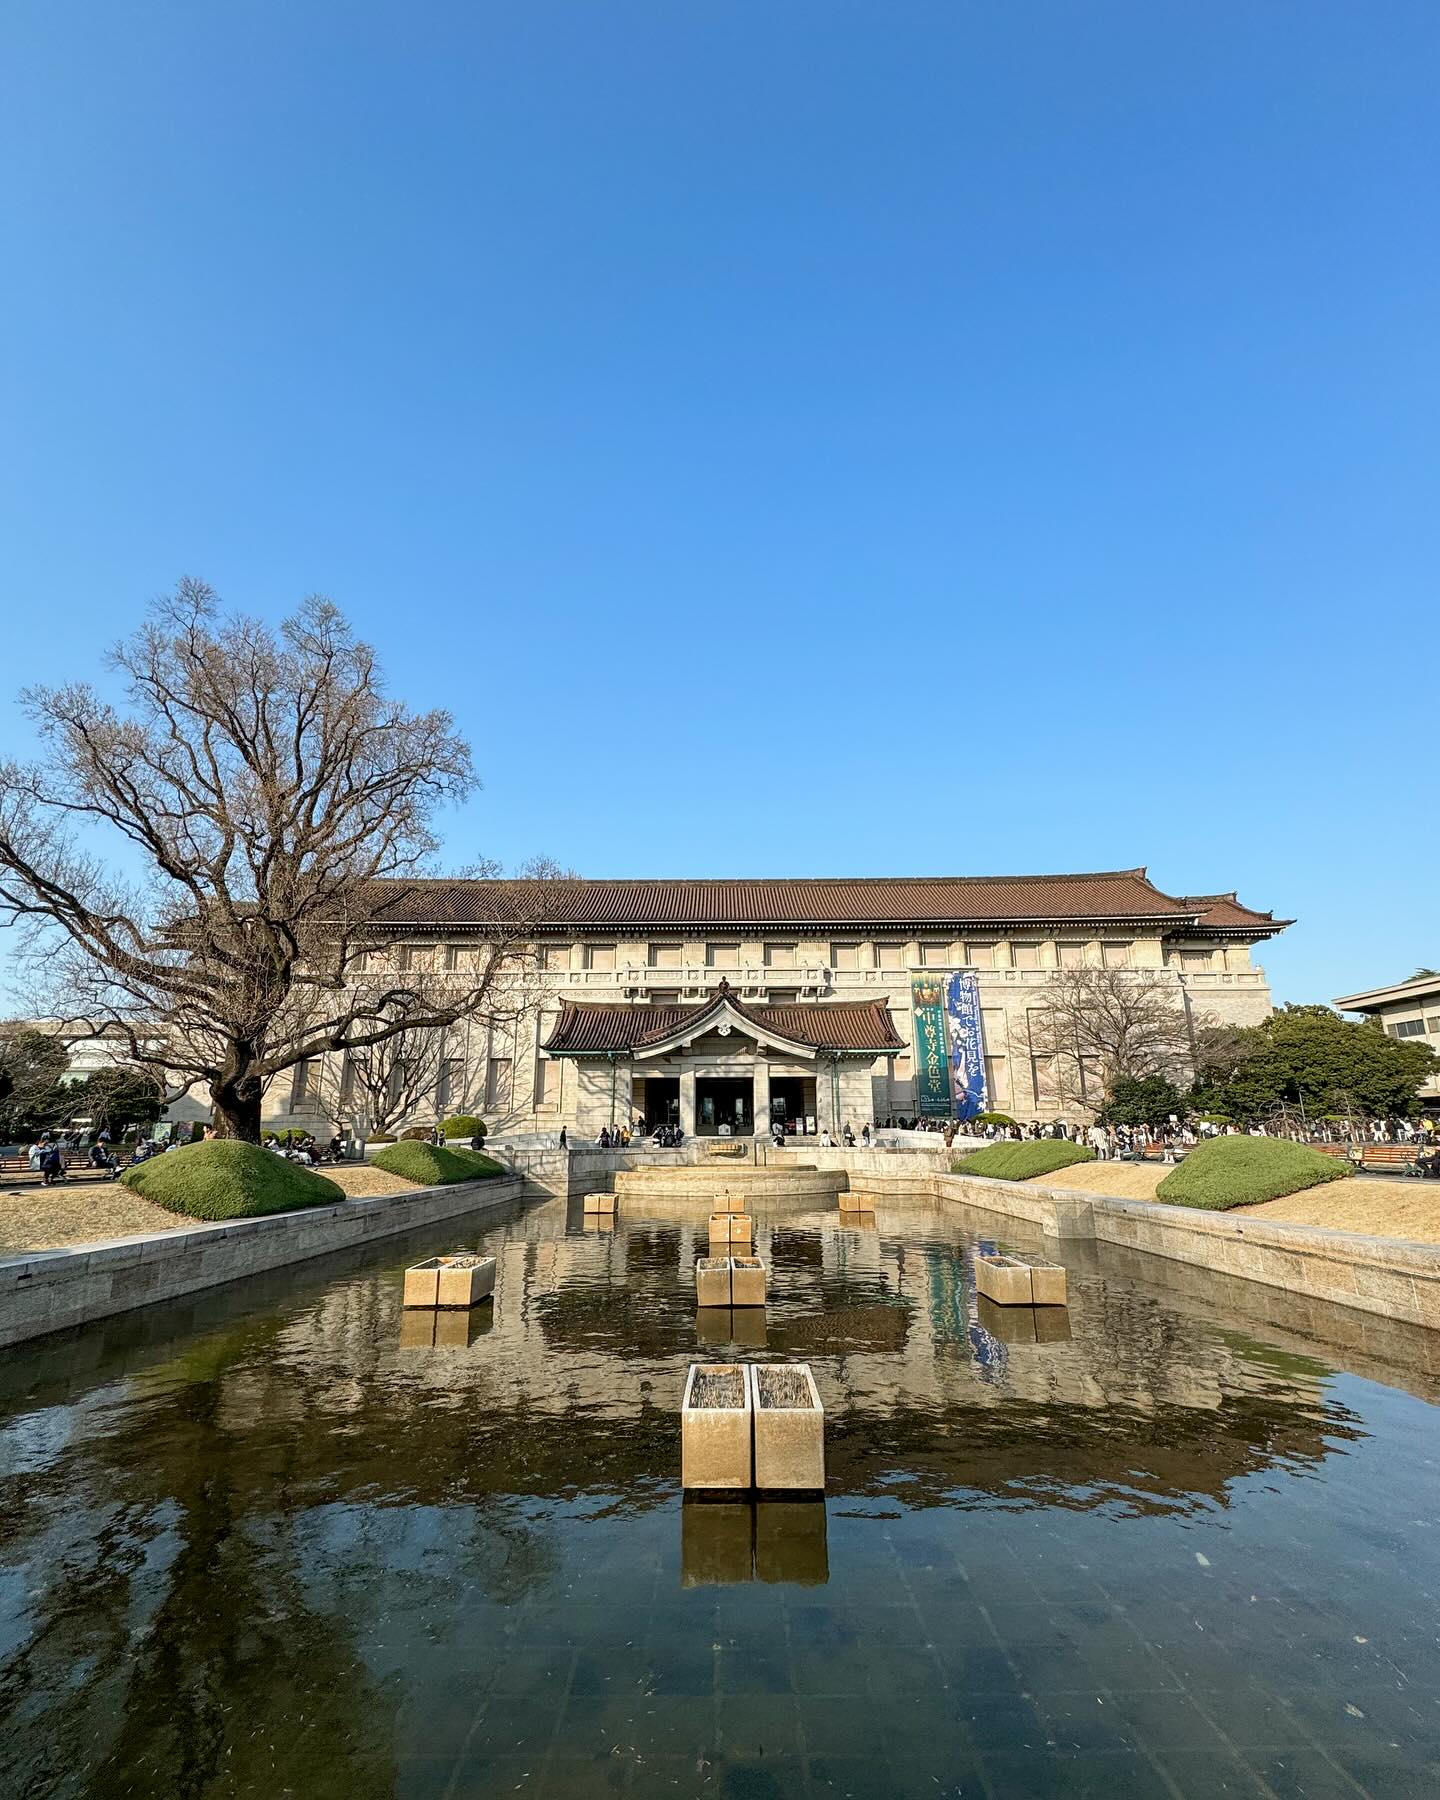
{"left": 1356, "top": 1144, "right": 1431, "bottom": 1178}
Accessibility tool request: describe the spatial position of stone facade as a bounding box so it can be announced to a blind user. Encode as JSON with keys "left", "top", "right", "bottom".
{"left": 249, "top": 870, "right": 1286, "bottom": 1140}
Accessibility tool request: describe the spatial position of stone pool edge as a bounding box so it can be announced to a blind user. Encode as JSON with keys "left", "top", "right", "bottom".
{"left": 925, "top": 1170, "right": 1440, "bottom": 1332}
{"left": 0, "top": 1174, "right": 527, "bottom": 1349}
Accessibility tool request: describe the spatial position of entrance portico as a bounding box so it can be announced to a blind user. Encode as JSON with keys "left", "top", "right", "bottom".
{"left": 541, "top": 979, "right": 904, "bottom": 1139}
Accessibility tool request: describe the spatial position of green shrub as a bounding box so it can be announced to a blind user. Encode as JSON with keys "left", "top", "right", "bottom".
{"left": 120, "top": 1140, "right": 343, "bottom": 1221}
{"left": 441, "top": 1115, "right": 486, "bottom": 1141}
{"left": 400, "top": 1125, "right": 431, "bottom": 1141}
{"left": 371, "top": 1140, "right": 504, "bottom": 1187}
{"left": 972, "top": 1111, "right": 1019, "bottom": 1130}
{"left": 951, "top": 1141, "right": 1096, "bottom": 1181}
{"left": 1155, "top": 1137, "right": 1349, "bottom": 1211}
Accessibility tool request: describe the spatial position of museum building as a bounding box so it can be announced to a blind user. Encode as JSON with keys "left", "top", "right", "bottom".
{"left": 287, "top": 869, "right": 1288, "bottom": 1140}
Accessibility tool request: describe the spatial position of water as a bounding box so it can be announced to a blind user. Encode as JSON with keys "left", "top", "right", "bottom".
{"left": 1, "top": 1189, "right": 1439, "bottom": 1799}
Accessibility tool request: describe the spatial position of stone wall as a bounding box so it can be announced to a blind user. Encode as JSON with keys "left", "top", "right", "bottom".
{"left": 0, "top": 1174, "right": 528, "bottom": 1351}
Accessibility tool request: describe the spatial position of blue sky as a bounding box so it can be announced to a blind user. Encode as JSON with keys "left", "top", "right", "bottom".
{"left": 1, "top": 2, "right": 1435, "bottom": 1007}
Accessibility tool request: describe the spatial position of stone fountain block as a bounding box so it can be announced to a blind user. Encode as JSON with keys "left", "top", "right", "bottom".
{"left": 1028, "top": 1258, "right": 1069, "bottom": 1307}
{"left": 404, "top": 1255, "right": 496, "bottom": 1309}
{"left": 975, "top": 1254, "right": 1034, "bottom": 1306}
{"left": 715, "top": 1191, "right": 747, "bottom": 1214}
{"left": 838, "top": 1189, "right": 876, "bottom": 1212}
{"left": 729, "top": 1256, "right": 767, "bottom": 1308}
{"left": 681, "top": 1363, "right": 753, "bottom": 1491}
{"left": 752, "top": 1363, "right": 824, "bottom": 1492}
{"left": 583, "top": 1191, "right": 617, "bottom": 1215}
{"left": 755, "top": 1501, "right": 829, "bottom": 1586}
{"left": 709, "top": 1213, "right": 753, "bottom": 1248}
{"left": 695, "top": 1256, "right": 733, "bottom": 1308}
{"left": 681, "top": 1500, "right": 754, "bottom": 1586}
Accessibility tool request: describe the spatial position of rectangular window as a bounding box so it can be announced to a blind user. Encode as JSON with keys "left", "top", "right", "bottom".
{"left": 1102, "top": 941, "right": 1133, "bottom": 968}
{"left": 1056, "top": 942, "right": 1085, "bottom": 969}
{"left": 831, "top": 942, "right": 861, "bottom": 971}
{"left": 338, "top": 1056, "right": 356, "bottom": 1106}
{"left": 1031, "top": 1054, "right": 1055, "bottom": 1105}
{"left": 765, "top": 942, "right": 797, "bottom": 968}
{"left": 485, "top": 1057, "right": 513, "bottom": 1111}
{"left": 964, "top": 942, "right": 996, "bottom": 970}
{"left": 893, "top": 1052, "right": 912, "bottom": 1079}
{"left": 437, "top": 1057, "right": 464, "bottom": 1114}
{"left": 539, "top": 943, "right": 569, "bottom": 972}
{"left": 767, "top": 988, "right": 798, "bottom": 1006}
{"left": 1394, "top": 1019, "right": 1427, "bottom": 1038}
{"left": 648, "top": 941, "right": 683, "bottom": 969}
{"left": 706, "top": 942, "right": 739, "bottom": 967}
{"left": 398, "top": 944, "right": 436, "bottom": 974}
{"left": 649, "top": 989, "right": 680, "bottom": 1005}
{"left": 920, "top": 942, "right": 951, "bottom": 968}
{"left": 289, "top": 1059, "right": 315, "bottom": 1107}
{"left": 584, "top": 944, "right": 615, "bottom": 972}
{"left": 877, "top": 944, "right": 907, "bottom": 972}
{"left": 984, "top": 1054, "right": 1009, "bottom": 1108}
{"left": 1428, "top": 1018, "right": 1440, "bottom": 1035}
{"left": 1079, "top": 1056, "right": 1104, "bottom": 1102}
{"left": 1180, "top": 950, "right": 1212, "bottom": 971}
{"left": 446, "top": 942, "right": 487, "bottom": 973}
{"left": 1011, "top": 943, "right": 1040, "bottom": 970}
{"left": 534, "top": 1055, "right": 553, "bottom": 1105}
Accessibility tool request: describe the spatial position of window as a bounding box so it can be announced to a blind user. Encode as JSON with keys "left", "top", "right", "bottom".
{"left": 1180, "top": 949, "right": 1212, "bottom": 971}
{"left": 984, "top": 1055, "right": 1009, "bottom": 1108}
{"left": 893, "top": 1052, "right": 912, "bottom": 1079}
{"left": 1056, "top": 942, "right": 1085, "bottom": 969}
{"left": 446, "top": 943, "right": 486, "bottom": 973}
{"left": 539, "top": 943, "right": 570, "bottom": 972}
{"left": 920, "top": 943, "right": 952, "bottom": 968}
{"left": 1031, "top": 1054, "right": 1056, "bottom": 1104}
{"left": 877, "top": 944, "right": 907, "bottom": 972}
{"left": 338, "top": 1056, "right": 356, "bottom": 1106}
{"left": 1394, "top": 1019, "right": 1427, "bottom": 1039}
{"left": 767, "top": 988, "right": 798, "bottom": 1006}
{"left": 831, "top": 942, "right": 862, "bottom": 971}
{"left": 1079, "top": 1056, "right": 1104, "bottom": 1101}
{"left": 584, "top": 944, "right": 615, "bottom": 972}
{"left": 765, "top": 942, "right": 797, "bottom": 969}
{"left": 534, "top": 1055, "right": 554, "bottom": 1105}
{"left": 706, "top": 942, "right": 739, "bottom": 967}
{"left": 648, "top": 941, "right": 683, "bottom": 969}
{"left": 289, "top": 1059, "right": 315, "bottom": 1108}
{"left": 1428, "top": 1018, "right": 1440, "bottom": 1035}
{"left": 485, "top": 1057, "right": 513, "bottom": 1111}
{"left": 1102, "top": 941, "right": 1132, "bottom": 969}
{"left": 437, "top": 1057, "right": 464, "bottom": 1114}
{"left": 649, "top": 989, "right": 680, "bottom": 1005}
{"left": 1011, "top": 942, "right": 1040, "bottom": 971}
{"left": 964, "top": 942, "right": 996, "bottom": 970}
{"left": 397, "top": 944, "right": 436, "bottom": 974}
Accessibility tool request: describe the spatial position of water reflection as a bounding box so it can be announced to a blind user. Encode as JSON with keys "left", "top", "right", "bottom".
{"left": 1, "top": 1191, "right": 1438, "bottom": 1797}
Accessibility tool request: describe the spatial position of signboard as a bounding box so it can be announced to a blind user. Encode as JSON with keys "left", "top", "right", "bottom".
{"left": 943, "top": 972, "right": 988, "bottom": 1120}
{"left": 910, "top": 974, "right": 954, "bottom": 1116}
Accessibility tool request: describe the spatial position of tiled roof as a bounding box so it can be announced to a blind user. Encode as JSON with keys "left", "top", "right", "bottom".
{"left": 1175, "top": 894, "right": 1290, "bottom": 935}
{"left": 542, "top": 990, "right": 905, "bottom": 1057}
{"left": 366, "top": 869, "right": 1288, "bottom": 935}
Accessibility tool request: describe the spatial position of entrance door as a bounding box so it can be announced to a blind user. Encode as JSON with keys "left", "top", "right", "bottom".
{"left": 695, "top": 1077, "right": 753, "bottom": 1136}
{"left": 770, "top": 1076, "right": 817, "bottom": 1135}
{"left": 639, "top": 1077, "right": 679, "bottom": 1132}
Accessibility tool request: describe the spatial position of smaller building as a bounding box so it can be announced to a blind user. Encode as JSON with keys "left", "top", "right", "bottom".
{"left": 1334, "top": 972, "right": 1440, "bottom": 1106}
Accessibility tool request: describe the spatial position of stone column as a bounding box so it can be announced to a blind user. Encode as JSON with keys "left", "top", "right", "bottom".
{"left": 679, "top": 1065, "right": 697, "bottom": 1137}
{"left": 753, "top": 1057, "right": 770, "bottom": 1137}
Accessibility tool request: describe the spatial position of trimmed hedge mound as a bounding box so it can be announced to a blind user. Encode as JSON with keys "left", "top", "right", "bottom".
{"left": 1155, "top": 1137, "right": 1349, "bottom": 1211}
{"left": 370, "top": 1141, "right": 505, "bottom": 1187}
{"left": 441, "top": 1115, "right": 486, "bottom": 1141}
{"left": 950, "top": 1141, "right": 1096, "bottom": 1181}
{"left": 120, "top": 1140, "right": 344, "bottom": 1221}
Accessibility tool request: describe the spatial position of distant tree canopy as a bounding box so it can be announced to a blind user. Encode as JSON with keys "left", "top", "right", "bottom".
{"left": 1191, "top": 1005, "right": 1438, "bottom": 1124}
{"left": 0, "top": 1026, "right": 71, "bottom": 1138}
{"left": 1098, "top": 1075, "right": 1189, "bottom": 1128}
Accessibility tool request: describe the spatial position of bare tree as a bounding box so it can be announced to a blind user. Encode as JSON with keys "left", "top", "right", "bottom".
{"left": 319, "top": 1011, "right": 448, "bottom": 1139}
{"left": 1030, "top": 964, "right": 1201, "bottom": 1115}
{"left": 0, "top": 581, "right": 568, "bottom": 1140}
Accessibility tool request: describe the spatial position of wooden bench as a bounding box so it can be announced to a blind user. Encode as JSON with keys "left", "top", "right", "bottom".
{"left": 1356, "top": 1144, "right": 1429, "bottom": 1177}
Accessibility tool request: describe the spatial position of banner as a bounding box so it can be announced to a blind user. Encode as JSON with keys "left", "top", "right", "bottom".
{"left": 943, "top": 972, "right": 988, "bottom": 1120}
{"left": 909, "top": 974, "right": 953, "bottom": 1116}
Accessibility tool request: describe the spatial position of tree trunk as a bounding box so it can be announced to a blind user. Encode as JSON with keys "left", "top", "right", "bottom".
{"left": 210, "top": 1061, "right": 265, "bottom": 1143}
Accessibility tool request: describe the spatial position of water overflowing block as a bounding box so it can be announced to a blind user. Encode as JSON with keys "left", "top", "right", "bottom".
{"left": 681, "top": 1362, "right": 753, "bottom": 1490}
{"left": 583, "top": 1191, "right": 617, "bottom": 1215}
{"left": 752, "top": 1362, "right": 825, "bottom": 1492}
{"left": 838, "top": 1189, "right": 876, "bottom": 1212}
{"left": 403, "top": 1255, "right": 496, "bottom": 1308}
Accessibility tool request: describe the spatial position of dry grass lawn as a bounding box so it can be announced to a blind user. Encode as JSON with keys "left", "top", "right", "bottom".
{"left": 0, "top": 1158, "right": 425, "bottom": 1255}
{"left": 1026, "top": 1158, "right": 1439, "bottom": 1244}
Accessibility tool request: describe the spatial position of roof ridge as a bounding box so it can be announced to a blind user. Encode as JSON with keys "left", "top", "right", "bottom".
{"left": 371, "top": 868, "right": 1156, "bottom": 889}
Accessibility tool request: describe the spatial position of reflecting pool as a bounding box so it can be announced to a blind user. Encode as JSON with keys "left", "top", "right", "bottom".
{"left": 2, "top": 1190, "right": 1439, "bottom": 1798}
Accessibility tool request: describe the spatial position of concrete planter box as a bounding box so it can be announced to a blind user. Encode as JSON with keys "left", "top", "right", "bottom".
{"left": 715, "top": 1191, "right": 748, "bottom": 1214}
{"left": 1028, "top": 1257, "right": 1069, "bottom": 1307}
{"left": 709, "top": 1213, "right": 753, "bottom": 1248}
{"left": 404, "top": 1255, "right": 496, "bottom": 1309}
{"left": 730, "top": 1256, "right": 767, "bottom": 1308}
{"left": 583, "top": 1191, "right": 617, "bottom": 1215}
{"left": 838, "top": 1190, "right": 876, "bottom": 1212}
{"left": 695, "top": 1257, "right": 733, "bottom": 1308}
{"left": 681, "top": 1362, "right": 753, "bottom": 1491}
{"left": 974, "top": 1254, "right": 1034, "bottom": 1306}
{"left": 752, "top": 1362, "right": 824, "bottom": 1492}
